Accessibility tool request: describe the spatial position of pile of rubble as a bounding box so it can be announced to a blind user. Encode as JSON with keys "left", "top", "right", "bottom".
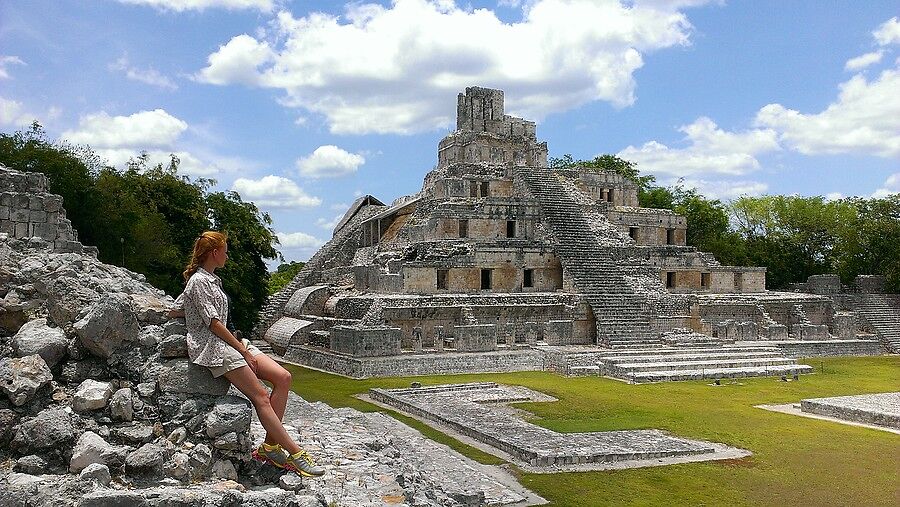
{"left": 0, "top": 233, "right": 322, "bottom": 505}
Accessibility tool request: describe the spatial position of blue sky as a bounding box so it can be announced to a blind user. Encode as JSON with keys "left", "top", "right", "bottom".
{"left": 1, "top": 0, "right": 898, "bottom": 265}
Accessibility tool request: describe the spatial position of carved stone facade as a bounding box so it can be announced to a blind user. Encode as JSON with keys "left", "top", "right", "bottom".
{"left": 257, "top": 87, "right": 881, "bottom": 378}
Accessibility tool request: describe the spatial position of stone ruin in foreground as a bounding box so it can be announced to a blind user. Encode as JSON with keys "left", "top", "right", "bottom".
{"left": 258, "top": 87, "right": 898, "bottom": 380}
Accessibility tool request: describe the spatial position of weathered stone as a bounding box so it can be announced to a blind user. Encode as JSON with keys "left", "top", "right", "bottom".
{"left": 78, "top": 490, "right": 147, "bottom": 507}
{"left": 163, "top": 318, "right": 187, "bottom": 337}
{"left": 163, "top": 451, "right": 191, "bottom": 481}
{"left": 14, "top": 455, "right": 49, "bottom": 475}
{"left": 159, "top": 334, "right": 188, "bottom": 358}
{"left": 278, "top": 473, "right": 305, "bottom": 492}
{"left": 167, "top": 426, "right": 187, "bottom": 444}
{"left": 205, "top": 395, "right": 252, "bottom": 438}
{"left": 11, "top": 408, "right": 76, "bottom": 456}
{"left": 73, "top": 292, "right": 140, "bottom": 358}
{"left": 130, "top": 294, "right": 170, "bottom": 325}
{"left": 212, "top": 431, "right": 245, "bottom": 451}
{"left": 109, "top": 387, "right": 133, "bottom": 421}
{"left": 61, "top": 358, "right": 109, "bottom": 384}
{"left": 136, "top": 381, "right": 156, "bottom": 397}
{"left": 112, "top": 422, "right": 155, "bottom": 445}
{"left": 157, "top": 359, "right": 229, "bottom": 396}
{"left": 0, "top": 408, "right": 20, "bottom": 445}
{"left": 73, "top": 379, "right": 114, "bottom": 412}
{"left": 46, "top": 277, "right": 98, "bottom": 328}
{"left": 210, "top": 459, "right": 238, "bottom": 481}
{"left": 0, "top": 354, "right": 52, "bottom": 406}
{"left": 125, "top": 443, "right": 166, "bottom": 476}
{"left": 69, "top": 431, "right": 119, "bottom": 473}
{"left": 78, "top": 463, "right": 112, "bottom": 486}
{"left": 11, "top": 318, "right": 68, "bottom": 367}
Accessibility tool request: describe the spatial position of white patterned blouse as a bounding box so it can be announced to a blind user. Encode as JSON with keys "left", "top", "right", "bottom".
{"left": 173, "top": 267, "right": 230, "bottom": 367}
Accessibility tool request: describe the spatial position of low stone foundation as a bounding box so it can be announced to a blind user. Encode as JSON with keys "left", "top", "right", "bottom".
{"left": 767, "top": 339, "right": 883, "bottom": 358}
{"left": 285, "top": 346, "right": 545, "bottom": 378}
{"left": 800, "top": 392, "right": 900, "bottom": 429}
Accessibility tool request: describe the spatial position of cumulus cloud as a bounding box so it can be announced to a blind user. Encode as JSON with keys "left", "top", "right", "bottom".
{"left": 197, "top": 0, "right": 713, "bottom": 134}
{"left": 755, "top": 67, "right": 900, "bottom": 158}
{"left": 231, "top": 175, "right": 322, "bottom": 208}
{"left": 0, "top": 96, "right": 38, "bottom": 127}
{"left": 844, "top": 50, "right": 883, "bottom": 72}
{"left": 110, "top": 56, "right": 178, "bottom": 90}
{"left": 115, "top": 0, "right": 276, "bottom": 12}
{"left": 873, "top": 17, "right": 900, "bottom": 46}
{"left": 672, "top": 178, "right": 768, "bottom": 200}
{"left": 275, "top": 231, "right": 324, "bottom": 248}
{"left": 315, "top": 213, "right": 344, "bottom": 230}
{"left": 617, "top": 117, "right": 779, "bottom": 177}
{"left": 296, "top": 145, "right": 365, "bottom": 179}
{"left": 63, "top": 109, "right": 188, "bottom": 149}
{"left": 0, "top": 56, "right": 25, "bottom": 80}
{"left": 872, "top": 172, "right": 900, "bottom": 198}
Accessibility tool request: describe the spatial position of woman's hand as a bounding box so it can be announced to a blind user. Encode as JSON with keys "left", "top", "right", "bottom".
{"left": 242, "top": 350, "right": 259, "bottom": 374}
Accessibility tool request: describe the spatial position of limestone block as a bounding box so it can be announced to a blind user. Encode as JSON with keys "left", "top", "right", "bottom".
{"left": 74, "top": 292, "right": 140, "bottom": 358}
{"left": 159, "top": 334, "right": 188, "bottom": 358}
{"left": 69, "top": 431, "right": 119, "bottom": 473}
{"left": 125, "top": 443, "right": 166, "bottom": 477}
{"left": 109, "top": 387, "right": 133, "bottom": 421}
{"left": 44, "top": 195, "right": 62, "bottom": 213}
{"left": 543, "top": 320, "right": 574, "bottom": 345}
{"left": 156, "top": 358, "right": 229, "bottom": 395}
{"left": 78, "top": 463, "right": 112, "bottom": 486}
{"left": 284, "top": 285, "right": 330, "bottom": 317}
{"left": 205, "top": 395, "right": 252, "bottom": 438}
{"left": 265, "top": 316, "right": 315, "bottom": 352}
{"left": 453, "top": 324, "right": 497, "bottom": 352}
{"left": 0, "top": 219, "right": 12, "bottom": 234}
{"left": 28, "top": 195, "right": 42, "bottom": 210}
{"left": 11, "top": 208, "right": 29, "bottom": 222}
{"left": 73, "top": 379, "right": 114, "bottom": 412}
{"left": 47, "top": 277, "right": 99, "bottom": 328}
{"left": 30, "top": 210, "right": 46, "bottom": 222}
{"left": 14, "top": 455, "right": 49, "bottom": 475}
{"left": 11, "top": 408, "right": 76, "bottom": 456}
{"left": 14, "top": 222, "right": 28, "bottom": 238}
{"left": 78, "top": 491, "right": 147, "bottom": 507}
{"left": 12, "top": 318, "right": 68, "bottom": 367}
{"left": 0, "top": 354, "right": 52, "bottom": 406}
{"left": 30, "top": 222, "right": 57, "bottom": 240}
{"left": 523, "top": 322, "right": 539, "bottom": 345}
{"left": 0, "top": 205, "right": 8, "bottom": 220}
{"left": 330, "top": 325, "right": 402, "bottom": 357}
{"left": 211, "top": 459, "right": 238, "bottom": 481}
{"left": 129, "top": 294, "right": 170, "bottom": 324}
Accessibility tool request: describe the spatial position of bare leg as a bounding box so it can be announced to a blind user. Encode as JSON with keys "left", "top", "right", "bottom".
{"left": 254, "top": 354, "right": 294, "bottom": 442}
{"left": 224, "top": 365, "right": 301, "bottom": 455}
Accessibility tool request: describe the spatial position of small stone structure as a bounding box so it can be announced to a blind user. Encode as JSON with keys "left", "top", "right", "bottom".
{"left": 800, "top": 392, "right": 900, "bottom": 429}
{"left": 258, "top": 88, "right": 885, "bottom": 380}
{"left": 370, "top": 382, "right": 749, "bottom": 471}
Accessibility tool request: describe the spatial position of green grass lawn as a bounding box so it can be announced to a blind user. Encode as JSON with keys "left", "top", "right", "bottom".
{"left": 285, "top": 356, "right": 900, "bottom": 507}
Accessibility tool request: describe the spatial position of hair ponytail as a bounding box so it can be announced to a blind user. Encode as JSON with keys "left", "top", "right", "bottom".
{"left": 183, "top": 231, "right": 228, "bottom": 281}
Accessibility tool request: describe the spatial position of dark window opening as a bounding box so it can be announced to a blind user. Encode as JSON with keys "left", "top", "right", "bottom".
{"left": 607, "top": 189, "right": 614, "bottom": 203}
{"left": 666, "top": 228, "right": 676, "bottom": 245}
{"left": 701, "top": 272, "right": 711, "bottom": 289}
{"left": 506, "top": 220, "right": 517, "bottom": 238}
{"left": 458, "top": 219, "right": 468, "bottom": 238}
{"left": 481, "top": 180, "right": 490, "bottom": 197}
{"left": 666, "top": 272, "right": 676, "bottom": 288}
{"left": 481, "top": 269, "right": 492, "bottom": 290}
{"left": 629, "top": 227, "right": 638, "bottom": 240}
{"left": 523, "top": 269, "right": 534, "bottom": 288}
{"left": 437, "top": 269, "right": 449, "bottom": 290}
{"left": 469, "top": 181, "right": 478, "bottom": 197}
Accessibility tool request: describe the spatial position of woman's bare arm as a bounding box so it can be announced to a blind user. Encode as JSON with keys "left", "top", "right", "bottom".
{"left": 167, "top": 309, "right": 185, "bottom": 318}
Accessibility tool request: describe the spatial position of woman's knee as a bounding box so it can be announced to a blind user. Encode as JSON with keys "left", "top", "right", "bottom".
{"left": 272, "top": 366, "right": 292, "bottom": 389}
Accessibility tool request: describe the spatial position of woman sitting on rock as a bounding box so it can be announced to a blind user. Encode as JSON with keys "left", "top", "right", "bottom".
{"left": 168, "top": 231, "right": 324, "bottom": 477}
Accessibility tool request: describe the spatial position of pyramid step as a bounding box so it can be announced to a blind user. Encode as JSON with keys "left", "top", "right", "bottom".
{"left": 627, "top": 364, "right": 814, "bottom": 383}
{"left": 611, "top": 357, "right": 799, "bottom": 373}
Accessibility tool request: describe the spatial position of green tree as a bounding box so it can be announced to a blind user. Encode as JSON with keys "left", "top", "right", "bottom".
{"left": 549, "top": 153, "right": 656, "bottom": 194}
{"left": 268, "top": 261, "right": 306, "bottom": 295}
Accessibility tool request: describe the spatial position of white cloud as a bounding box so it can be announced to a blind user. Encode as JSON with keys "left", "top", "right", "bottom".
{"left": 296, "top": 145, "right": 365, "bottom": 179}
{"left": 824, "top": 192, "right": 844, "bottom": 201}
{"left": 195, "top": 34, "right": 273, "bottom": 86}
{"left": 755, "top": 67, "right": 900, "bottom": 158}
{"left": 197, "top": 0, "right": 713, "bottom": 134}
{"left": 873, "top": 17, "right": 900, "bottom": 46}
{"left": 844, "top": 50, "right": 883, "bottom": 72}
{"left": 0, "top": 96, "right": 38, "bottom": 127}
{"left": 617, "top": 117, "right": 779, "bottom": 177}
{"left": 274, "top": 231, "right": 325, "bottom": 262}
{"left": 0, "top": 56, "right": 25, "bottom": 80}
{"left": 63, "top": 109, "right": 188, "bottom": 149}
{"left": 231, "top": 175, "right": 321, "bottom": 208}
{"left": 673, "top": 178, "right": 768, "bottom": 200}
{"left": 110, "top": 56, "right": 178, "bottom": 90}
{"left": 115, "top": 0, "right": 275, "bottom": 12}
{"left": 872, "top": 172, "right": 900, "bottom": 198}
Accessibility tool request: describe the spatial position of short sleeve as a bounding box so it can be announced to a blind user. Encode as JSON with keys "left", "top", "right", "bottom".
{"left": 186, "top": 277, "right": 222, "bottom": 327}
{"left": 172, "top": 292, "right": 185, "bottom": 311}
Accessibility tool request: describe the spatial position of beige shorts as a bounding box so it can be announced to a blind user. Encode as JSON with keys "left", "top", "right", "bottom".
{"left": 208, "top": 339, "right": 263, "bottom": 378}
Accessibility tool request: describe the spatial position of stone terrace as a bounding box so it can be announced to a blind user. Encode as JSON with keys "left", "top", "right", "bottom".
{"left": 370, "top": 382, "right": 749, "bottom": 471}
{"left": 801, "top": 392, "right": 900, "bottom": 429}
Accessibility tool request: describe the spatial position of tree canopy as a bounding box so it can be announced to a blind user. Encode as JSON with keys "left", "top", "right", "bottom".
{"left": 0, "top": 124, "right": 281, "bottom": 331}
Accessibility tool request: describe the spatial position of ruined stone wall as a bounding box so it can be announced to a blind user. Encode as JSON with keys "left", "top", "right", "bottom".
{"left": 402, "top": 249, "right": 562, "bottom": 293}
{"left": 329, "top": 325, "right": 402, "bottom": 357}
{"left": 0, "top": 165, "right": 88, "bottom": 254}
{"left": 608, "top": 209, "right": 686, "bottom": 246}
{"left": 433, "top": 177, "right": 516, "bottom": 198}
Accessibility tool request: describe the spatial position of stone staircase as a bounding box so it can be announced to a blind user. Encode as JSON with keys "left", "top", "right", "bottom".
{"left": 564, "top": 345, "right": 813, "bottom": 382}
{"left": 516, "top": 167, "right": 660, "bottom": 347}
{"left": 854, "top": 294, "right": 900, "bottom": 353}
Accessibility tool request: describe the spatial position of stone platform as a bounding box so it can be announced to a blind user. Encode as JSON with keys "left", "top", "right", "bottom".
{"left": 800, "top": 392, "right": 900, "bottom": 429}
{"left": 369, "top": 382, "right": 749, "bottom": 472}
{"left": 249, "top": 389, "right": 542, "bottom": 506}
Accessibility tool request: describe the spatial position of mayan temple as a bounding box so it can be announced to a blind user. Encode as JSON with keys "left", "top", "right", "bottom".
{"left": 255, "top": 87, "right": 884, "bottom": 381}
